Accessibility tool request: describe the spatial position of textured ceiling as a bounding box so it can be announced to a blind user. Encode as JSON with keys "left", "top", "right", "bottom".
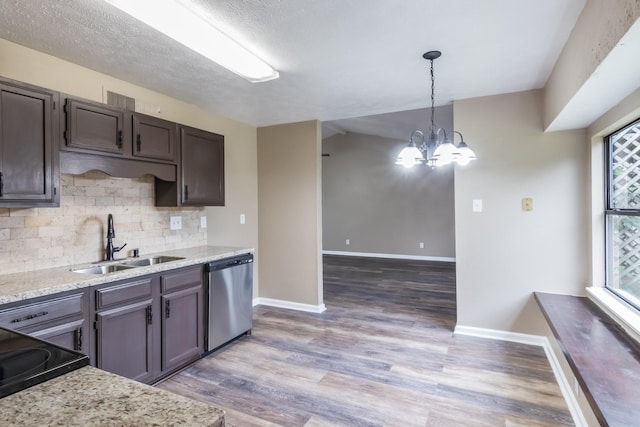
{"left": 0, "top": 0, "right": 587, "bottom": 128}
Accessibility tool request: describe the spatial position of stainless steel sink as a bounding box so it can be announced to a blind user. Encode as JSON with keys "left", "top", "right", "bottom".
{"left": 120, "top": 256, "right": 185, "bottom": 267}
{"left": 72, "top": 255, "right": 185, "bottom": 274}
{"left": 72, "top": 264, "right": 136, "bottom": 275}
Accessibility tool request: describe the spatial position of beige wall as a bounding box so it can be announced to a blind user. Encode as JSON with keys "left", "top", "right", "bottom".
{"left": 454, "top": 90, "right": 588, "bottom": 333}
{"left": 257, "top": 121, "right": 323, "bottom": 307}
{"left": 0, "top": 39, "right": 259, "bottom": 287}
{"left": 543, "top": 0, "right": 640, "bottom": 129}
{"left": 322, "top": 132, "right": 455, "bottom": 259}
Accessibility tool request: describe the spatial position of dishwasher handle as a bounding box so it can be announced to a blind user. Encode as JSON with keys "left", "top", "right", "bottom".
{"left": 206, "top": 254, "right": 253, "bottom": 272}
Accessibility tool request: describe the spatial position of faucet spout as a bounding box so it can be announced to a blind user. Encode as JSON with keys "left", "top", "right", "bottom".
{"left": 107, "top": 213, "right": 115, "bottom": 239}
{"left": 105, "top": 214, "right": 126, "bottom": 261}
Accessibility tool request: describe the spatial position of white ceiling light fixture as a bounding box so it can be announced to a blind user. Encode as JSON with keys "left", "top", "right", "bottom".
{"left": 102, "top": 0, "right": 279, "bottom": 83}
{"left": 396, "top": 51, "right": 476, "bottom": 169}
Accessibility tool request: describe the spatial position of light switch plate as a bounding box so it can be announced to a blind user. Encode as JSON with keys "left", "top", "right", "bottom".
{"left": 522, "top": 197, "right": 533, "bottom": 211}
{"left": 170, "top": 216, "right": 182, "bottom": 230}
{"left": 240, "top": 214, "right": 246, "bottom": 225}
{"left": 200, "top": 216, "right": 207, "bottom": 228}
{"left": 472, "top": 199, "right": 483, "bottom": 213}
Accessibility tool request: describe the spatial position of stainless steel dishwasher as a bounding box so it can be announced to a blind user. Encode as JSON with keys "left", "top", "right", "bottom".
{"left": 204, "top": 253, "right": 254, "bottom": 352}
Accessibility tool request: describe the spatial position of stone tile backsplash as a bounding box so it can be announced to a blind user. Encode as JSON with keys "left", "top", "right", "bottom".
{"left": 0, "top": 171, "right": 206, "bottom": 275}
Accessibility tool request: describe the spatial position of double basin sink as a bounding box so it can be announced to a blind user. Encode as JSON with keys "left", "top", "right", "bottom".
{"left": 72, "top": 256, "right": 185, "bottom": 275}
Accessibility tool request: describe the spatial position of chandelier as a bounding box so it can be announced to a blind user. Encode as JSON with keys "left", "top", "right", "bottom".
{"left": 395, "top": 51, "right": 476, "bottom": 168}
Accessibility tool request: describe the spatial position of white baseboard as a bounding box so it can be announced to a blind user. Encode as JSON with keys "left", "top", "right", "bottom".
{"left": 322, "top": 250, "right": 455, "bottom": 263}
{"left": 454, "top": 325, "right": 588, "bottom": 427}
{"left": 454, "top": 325, "right": 547, "bottom": 346}
{"left": 253, "top": 297, "right": 327, "bottom": 313}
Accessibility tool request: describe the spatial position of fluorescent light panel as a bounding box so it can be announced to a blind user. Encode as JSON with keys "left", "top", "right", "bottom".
{"left": 103, "top": 0, "right": 279, "bottom": 83}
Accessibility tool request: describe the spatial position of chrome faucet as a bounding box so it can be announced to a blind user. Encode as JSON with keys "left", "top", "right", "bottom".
{"left": 105, "top": 213, "right": 126, "bottom": 261}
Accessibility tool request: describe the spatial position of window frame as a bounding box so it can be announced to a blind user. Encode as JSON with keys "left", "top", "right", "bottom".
{"left": 604, "top": 117, "right": 640, "bottom": 311}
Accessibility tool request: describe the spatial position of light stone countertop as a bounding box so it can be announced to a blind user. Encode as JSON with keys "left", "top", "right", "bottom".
{"left": 0, "top": 245, "right": 254, "bottom": 305}
{"left": 0, "top": 366, "right": 225, "bottom": 426}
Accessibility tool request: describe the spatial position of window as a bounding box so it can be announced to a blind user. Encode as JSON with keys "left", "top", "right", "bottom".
{"left": 606, "top": 118, "right": 640, "bottom": 310}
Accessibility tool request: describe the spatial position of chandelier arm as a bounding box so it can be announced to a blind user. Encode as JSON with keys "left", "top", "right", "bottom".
{"left": 452, "top": 130, "right": 465, "bottom": 143}
{"left": 411, "top": 129, "right": 425, "bottom": 140}
{"left": 410, "top": 130, "right": 426, "bottom": 152}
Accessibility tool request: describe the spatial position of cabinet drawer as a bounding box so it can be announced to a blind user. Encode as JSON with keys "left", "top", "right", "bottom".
{"left": 96, "top": 278, "right": 153, "bottom": 310}
{"left": 161, "top": 265, "right": 202, "bottom": 293}
{"left": 0, "top": 293, "right": 85, "bottom": 330}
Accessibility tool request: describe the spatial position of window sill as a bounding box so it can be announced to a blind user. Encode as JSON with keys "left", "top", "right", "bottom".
{"left": 586, "top": 286, "right": 640, "bottom": 345}
{"left": 535, "top": 292, "right": 640, "bottom": 426}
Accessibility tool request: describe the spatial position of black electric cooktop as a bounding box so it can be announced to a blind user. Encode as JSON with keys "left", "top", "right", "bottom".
{"left": 0, "top": 327, "right": 89, "bottom": 399}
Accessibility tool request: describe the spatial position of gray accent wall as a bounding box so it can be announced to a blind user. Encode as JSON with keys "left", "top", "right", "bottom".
{"left": 322, "top": 109, "right": 456, "bottom": 259}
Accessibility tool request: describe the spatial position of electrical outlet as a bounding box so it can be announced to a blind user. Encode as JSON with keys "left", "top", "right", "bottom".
{"left": 473, "top": 199, "right": 483, "bottom": 212}
{"left": 346, "top": 239, "right": 350, "bottom": 245}
{"left": 419, "top": 242, "right": 424, "bottom": 249}
{"left": 200, "top": 216, "right": 207, "bottom": 228}
{"left": 522, "top": 197, "right": 533, "bottom": 211}
{"left": 170, "top": 216, "right": 182, "bottom": 230}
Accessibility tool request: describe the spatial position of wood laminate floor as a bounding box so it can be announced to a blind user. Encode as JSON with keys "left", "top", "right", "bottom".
{"left": 157, "top": 256, "right": 573, "bottom": 426}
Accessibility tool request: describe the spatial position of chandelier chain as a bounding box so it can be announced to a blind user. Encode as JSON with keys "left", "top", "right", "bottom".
{"left": 430, "top": 59, "right": 435, "bottom": 134}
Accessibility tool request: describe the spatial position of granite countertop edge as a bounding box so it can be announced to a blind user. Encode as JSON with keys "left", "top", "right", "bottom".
{"left": 0, "top": 245, "right": 254, "bottom": 304}
{"left": 0, "top": 366, "right": 225, "bottom": 426}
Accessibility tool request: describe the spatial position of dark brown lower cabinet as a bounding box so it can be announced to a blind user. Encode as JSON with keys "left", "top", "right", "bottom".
{"left": 160, "top": 265, "right": 203, "bottom": 375}
{"left": 0, "top": 264, "right": 205, "bottom": 384}
{"left": 30, "top": 318, "right": 86, "bottom": 352}
{"left": 161, "top": 285, "right": 203, "bottom": 373}
{"left": 96, "top": 298, "right": 154, "bottom": 383}
{"left": 93, "top": 275, "right": 156, "bottom": 383}
{"left": 0, "top": 290, "right": 89, "bottom": 355}
{"left": 92, "top": 265, "right": 203, "bottom": 384}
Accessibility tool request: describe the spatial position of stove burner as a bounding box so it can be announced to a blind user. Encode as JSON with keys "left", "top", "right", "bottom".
{"left": 0, "top": 327, "right": 89, "bottom": 398}
{"left": 0, "top": 347, "right": 52, "bottom": 384}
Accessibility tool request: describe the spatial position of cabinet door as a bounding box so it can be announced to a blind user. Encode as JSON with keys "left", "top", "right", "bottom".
{"left": 64, "top": 98, "right": 127, "bottom": 155}
{"left": 132, "top": 113, "right": 176, "bottom": 162}
{"left": 0, "top": 81, "right": 59, "bottom": 207}
{"left": 96, "top": 299, "right": 154, "bottom": 383}
{"left": 29, "top": 318, "right": 86, "bottom": 353}
{"left": 161, "top": 285, "right": 203, "bottom": 373}
{"left": 181, "top": 126, "right": 224, "bottom": 206}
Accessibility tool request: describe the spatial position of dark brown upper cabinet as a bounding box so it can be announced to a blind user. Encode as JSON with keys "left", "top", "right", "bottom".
{"left": 0, "top": 78, "right": 60, "bottom": 208}
{"left": 64, "top": 98, "right": 128, "bottom": 156}
{"left": 155, "top": 126, "right": 225, "bottom": 207}
{"left": 132, "top": 113, "right": 176, "bottom": 162}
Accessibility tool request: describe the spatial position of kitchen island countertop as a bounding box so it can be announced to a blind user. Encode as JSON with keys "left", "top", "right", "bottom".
{"left": 0, "top": 365, "right": 224, "bottom": 426}
{"left": 0, "top": 245, "right": 253, "bottom": 305}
